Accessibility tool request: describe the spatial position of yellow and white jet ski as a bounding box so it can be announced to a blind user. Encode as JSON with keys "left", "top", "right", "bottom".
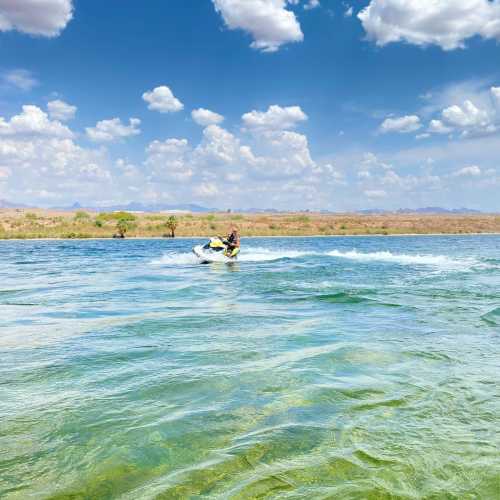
{"left": 192, "top": 237, "right": 239, "bottom": 264}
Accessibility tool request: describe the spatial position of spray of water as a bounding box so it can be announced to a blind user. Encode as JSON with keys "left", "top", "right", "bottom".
{"left": 153, "top": 246, "right": 481, "bottom": 270}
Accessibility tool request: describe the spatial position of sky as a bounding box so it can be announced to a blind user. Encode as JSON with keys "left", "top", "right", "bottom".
{"left": 1, "top": 0, "right": 500, "bottom": 211}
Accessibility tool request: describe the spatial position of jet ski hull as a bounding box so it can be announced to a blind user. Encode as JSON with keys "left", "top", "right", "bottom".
{"left": 192, "top": 237, "right": 239, "bottom": 264}
{"left": 192, "top": 244, "right": 233, "bottom": 264}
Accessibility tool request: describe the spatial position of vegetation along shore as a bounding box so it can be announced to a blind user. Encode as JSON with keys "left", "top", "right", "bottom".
{"left": 0, "top": 209, "right": 499, "bottom": 239}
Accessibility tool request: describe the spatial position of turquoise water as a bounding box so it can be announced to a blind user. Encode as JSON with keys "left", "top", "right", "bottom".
{"left": 1, "top": 236, "right": 499, "bottom": 499}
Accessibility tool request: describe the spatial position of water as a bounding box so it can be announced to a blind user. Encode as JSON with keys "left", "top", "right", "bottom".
{"left": 1, "top": 236, "right": 499, "bottom": 499}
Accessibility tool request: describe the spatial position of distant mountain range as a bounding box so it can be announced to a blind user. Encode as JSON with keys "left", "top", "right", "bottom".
{"left": 0, "top": 199, "right": 29, "bottom": 209}
{"left": 0, "top": 199, "right": 488, "bottom": 214}
{"left": 357, "top": 207, "right": 483, "bottom": 215}
{"left": 50, "top": 202, "right": 218, "bottom": 213}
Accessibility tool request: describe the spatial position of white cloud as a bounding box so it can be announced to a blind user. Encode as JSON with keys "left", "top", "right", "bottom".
{"left": 251, "top": 130, "right": 314, "bottom": 177}
{"left": 358, "top": 0, "right": 500, "bottom": 51}
{"left": 380, "top": 115, "right": 421, "bottom": 134}
{"left": 364, "top": 189, "right": 387, "bottom": 199}
{"left": 417, "top": 81, "right": 500, "bottom": 138}
{"left": 47, "top": 100, "right": 77, "bottom": 121}
{"left": 441, "top": 100, "right": 490, "bottom": 129}
{"left": 191, "top": 108, "right": 224, "bottom": 126}
{"left": 86, "top": 118, "right": 141, "bottom": 142}
{"left": 242, "top": 104, "right": 307, "bottom": 131}
{"left": 212, "top": 0, "right": 303, "bottom": 52}
{"left": 195, "top": 124, "right": 241, "bottom": 165}
{"left": 344, "top": 5, "right": 353, "bottom": 17}
{"left": 145, "top": 138, "right": 192, "bottom": 182}
{"left": 304, "top": 0, "right": 320, "bottom": 11}
{"left": 142, "top": 86, "right": 183, "bottom": 113}
{"left": 2, "top": 69, "right": 38, "bottom": 91}
{"left": 492, "top": 86, "right": 500, "bottom": 107}
{"left": 147, "top": 138, "right": 189, "bottom": 156}
{"left": 0, "top": 105, "right": 73, "bottom": 138}
{"left": 428, "top": 119, "right": 452, "bottom": 135}
{"left": 194, "top": 182, "right": 219, "bottom": 198}
{"left": 0, "top": 0, "right": 73, "bottom": 37}
{"left": 0, "top": 132, "right": 113, "bottom": 205}
{"left": 453, "top": 165, "right": 482, "bottom": 177}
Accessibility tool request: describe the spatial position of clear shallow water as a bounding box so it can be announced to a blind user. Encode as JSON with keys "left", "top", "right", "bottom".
{"left": 1, "top": 236, "right": 499, "bottom": 499}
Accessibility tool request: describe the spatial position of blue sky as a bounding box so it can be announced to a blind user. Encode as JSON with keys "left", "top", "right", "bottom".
{"left": 1, "top": 0, "right": 500, "bottom": 210}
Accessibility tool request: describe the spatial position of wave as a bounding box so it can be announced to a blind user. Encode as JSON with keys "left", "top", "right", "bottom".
{"left": 153, "top": 246, "right": 481, "bottom": 269}
{"left": 152, "top": 247, "right": 309, "bottom": 266}
{"left": 326, "top": 249, "right": 471, "bottom": 267}
{"left": 481, "top": 307, "right": 500, "bottom": 326}
{"left": 151, "top": 253, "right": 199, "bottom": 266}
{"left": 239, "top": 248, "right": 309, "bottom": 262}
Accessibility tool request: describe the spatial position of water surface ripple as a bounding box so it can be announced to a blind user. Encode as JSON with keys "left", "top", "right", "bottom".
{"left": 1, "top": 236, "right": 499, "bottom": 499}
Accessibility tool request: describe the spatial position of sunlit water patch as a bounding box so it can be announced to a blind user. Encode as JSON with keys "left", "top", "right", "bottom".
{"left": 1, "top": 236, "right": 499, "bottom": 498}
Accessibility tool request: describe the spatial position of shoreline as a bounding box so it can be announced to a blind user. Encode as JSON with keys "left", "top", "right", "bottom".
{"left": 2, "top": 210, "right": 498, "bottom": 240}
{"left": 1, "top": 232, "right": 500, "bottom": 241}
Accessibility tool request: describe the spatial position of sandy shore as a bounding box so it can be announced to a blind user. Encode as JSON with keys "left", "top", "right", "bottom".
{"left": 1, "top": 233, "right": 500, "bottom": 242}
{"left": 1, "top": 208, "right": 499, "bottom": 239}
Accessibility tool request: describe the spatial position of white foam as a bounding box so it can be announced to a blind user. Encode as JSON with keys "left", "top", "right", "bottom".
{"left": 326, "top": 249, "right": 466, "bottom": 267}
{"left": 152, "top": 253, "right": 199, "bottom": 266}
{"left": 152, "top": 246, "right": 479, "bottom": 270}
{"left": 238, "top": 247, "right": 310, "bottom": 262}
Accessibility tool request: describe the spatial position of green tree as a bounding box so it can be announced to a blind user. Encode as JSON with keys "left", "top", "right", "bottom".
{"left": 74, "top": 210, "right": 90, "bottom": 222}
{"left": 165, "top": 215, "right": 178, "bottom": 238}
{"left": 116, "top": 219, "right": 130, "bottom": 238}
{"left": 98, "top": 211, "right": 136, "bottom": 223}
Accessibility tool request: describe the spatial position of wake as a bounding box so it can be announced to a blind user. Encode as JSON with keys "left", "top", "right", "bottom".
{"left": 153, "top": 246, "right": 481, "bottom": 270}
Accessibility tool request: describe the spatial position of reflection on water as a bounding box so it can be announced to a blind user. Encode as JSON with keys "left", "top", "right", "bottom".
{"left": 0, "top": 236, "right": 499, "bottom": 498}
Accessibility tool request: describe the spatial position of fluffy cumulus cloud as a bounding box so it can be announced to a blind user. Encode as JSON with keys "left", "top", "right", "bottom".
{"left": 212, "top": 0, "right": 303, "bottom": 52}
{"left": 138, "top": 102, "right": 321, "bottom": 205}
{"left": 384, "top": 83, "right": 500, "bottom": 140}
{"left": 441, "top": 101, "right": 490, "bottom": 129}
{"left": 145, "top": 138, "right": 193, "bottom": 182}
{"left": 358, "top": 0, "right": 500, "bottom": 51}
{"left": 142, "top": 86, "right": 184, "bottom": 113}
{"left": 0, "top": 105, "right": 116, "bottom": 204}
{"left": 423, "top": 85, "right": 500, "bottom": 137}
{"left": 428, "top": 120, "right": 452, "bottom": 135}
{"left": 1, "top": 98, "right": 498, "bottom": 210}
{"left": 0, "top": 105, "right": 73, "bottom": 138}
{"left": 0, "top": 136, "right": 113, "bottom": 202}
{"left": 191, "top": 108, "right": 225, "bottom": 126}
{"left": 2, "top": 69, "right": 38, "bottom": 91}
{"left": 194, "top": 124, "right": 242, "bottom": 165}
{"left": 453, "top": 165, "right": 482, "bottom": 177}
{"left": 47, "top": 99, "right": 77, "bottom": 121}
{"left": 380, "top": 115, "right": 421, "bottom": 134}
{"left": 0, "top": 0, "right": 73, "bottom": 37}
{"left": 242, "top": 104, "right": 307, "bottom": 131}
{"left": 86, "top": 118, "right": 141, "bottom": 142}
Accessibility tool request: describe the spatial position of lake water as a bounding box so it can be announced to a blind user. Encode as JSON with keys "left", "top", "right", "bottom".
{"left": 1, "top": 236, "right": 499, "bottom": 499}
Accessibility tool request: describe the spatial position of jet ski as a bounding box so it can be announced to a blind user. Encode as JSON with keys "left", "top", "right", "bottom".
{"left": 192, "top": 237, "right": 239, "bottom": 264}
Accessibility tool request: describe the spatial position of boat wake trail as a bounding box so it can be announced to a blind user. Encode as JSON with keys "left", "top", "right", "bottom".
{"left": 153, "top": 246, "right": 482, "bottom": 270}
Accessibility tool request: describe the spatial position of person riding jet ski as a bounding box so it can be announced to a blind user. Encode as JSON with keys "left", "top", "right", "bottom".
{"left": 223, "top": 227, "right": 240, "bottom": 258}
{"left": 192, "top": 227, "right": 240, "bottom": 263}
